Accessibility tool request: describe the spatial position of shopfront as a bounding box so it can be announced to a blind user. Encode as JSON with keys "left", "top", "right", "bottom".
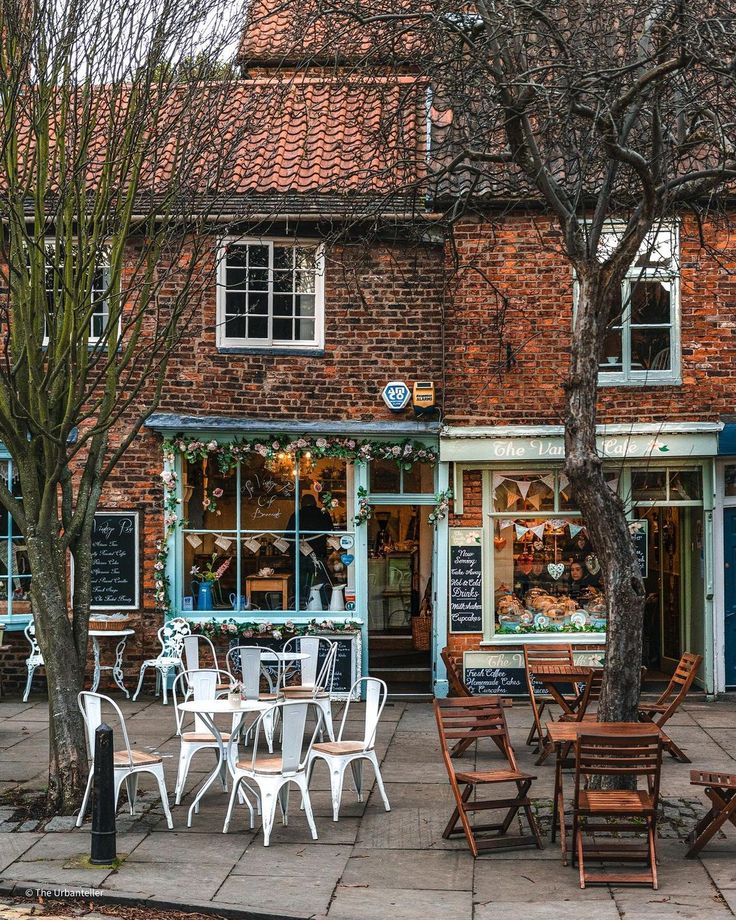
{"left": 148, "top": 416, "right": 442, "bottom": 693}
{"left": 441, "top": 422, "right": 720, "bottom": 695}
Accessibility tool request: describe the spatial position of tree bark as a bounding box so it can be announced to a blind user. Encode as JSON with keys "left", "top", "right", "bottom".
{"left": 564, "top": 270, "right": 646, "bottom": 724}
{"left": 26, "top": 532, "right": 89, "bottom": 815}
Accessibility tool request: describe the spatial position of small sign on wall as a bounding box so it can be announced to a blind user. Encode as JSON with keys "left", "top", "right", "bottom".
{"left": 90, "top": 511, "right": 140, "bottom": 609}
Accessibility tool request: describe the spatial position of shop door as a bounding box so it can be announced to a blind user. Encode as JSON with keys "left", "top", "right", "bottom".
{"left": 366, "top": 503, "right": 433, "bottom": 694}
{"left": 724, "top": 508, "right": 736, "bottom": 687}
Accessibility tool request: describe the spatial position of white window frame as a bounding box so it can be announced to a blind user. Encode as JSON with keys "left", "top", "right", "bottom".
{"left": 216, "top": 237, "right": 325, "bottom": 350}
{"left": 41, "top": 239, "right": 114, "bottom": 347}
{"left": 595, "top": 221, "right": 681, "bottom": 386}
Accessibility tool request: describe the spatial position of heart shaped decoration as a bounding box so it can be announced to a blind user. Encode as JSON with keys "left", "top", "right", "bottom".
{"left": 493, "top": 536, "right": 507, "bottom": 551}
{"left": 547, "top": 562, "right": 565, "bottom": 581}
{"left": 340, "top": 553, "right": 354, "bottom": 566}
{"left": 518, "top": 554, "right": 533, "bottom": 575}
{"left": 585, "top": 554, "right": 601, "bottom": 575}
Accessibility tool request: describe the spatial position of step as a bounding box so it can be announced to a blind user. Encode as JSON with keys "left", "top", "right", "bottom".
{"left": 369, "top": 634, "right": 414, "bottom": 651}
{"left": 370, "top": 650, "right": 431, "bottom": 669}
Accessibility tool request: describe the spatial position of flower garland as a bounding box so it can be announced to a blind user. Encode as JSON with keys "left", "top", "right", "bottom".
{"left": 155, "top": 434, "right": 437, "bottom": 614}
{"left": 428, "top": 488, "right": 453, "bottom": 526}
{"left": 186, "top": 617, "right": 362, "bottom": 641}
{"left": 498, "top": 623, "right": 607, "bottom": 635}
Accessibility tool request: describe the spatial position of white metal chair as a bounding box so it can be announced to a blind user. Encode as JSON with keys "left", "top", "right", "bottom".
{"left": 226, "top": 645, "right": 278, "bottom": 751}
{"left": 22, "top": 621, "right": 44, "bottom": 702}
{"left": 172, "top": 668, "right": 236, "bottom": 805}
{"left": 183, "top": 634, "right": 220, "bottom": 672}
{"left": 223, "top": 699, "right": 322, "bottom": 846}
{"left": 76, "top": 690, "right": 173, "bottom": 828}
{"left": 132, "top": 617, "right": 191, "bottom": 704}
{"left": 278, "top": 636, "right": 338, "bottom": 741}
{"left": 308, "top": 677, "right": 391, "bottom": 821}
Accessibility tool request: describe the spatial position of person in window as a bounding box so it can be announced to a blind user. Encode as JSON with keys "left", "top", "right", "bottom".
{"left": 287, "top": 493, "right": 334, "bottom": 608}
{"left": 568, "top": 559, "right": 600, "bottom": 600}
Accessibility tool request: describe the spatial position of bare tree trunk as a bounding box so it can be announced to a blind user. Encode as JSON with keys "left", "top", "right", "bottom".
{"left": 26, "top": 533, "right": 89, "bottom": 815}
{"left": 564, "top": 272, "right": 646, "bottom": 724}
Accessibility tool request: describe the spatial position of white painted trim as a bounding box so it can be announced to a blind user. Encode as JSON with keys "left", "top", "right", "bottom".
{"left": 433, "top": 461, "right": 450, "bottom": 697}
{"left": 442, "top": 422, "right": 723, "bottom": 439}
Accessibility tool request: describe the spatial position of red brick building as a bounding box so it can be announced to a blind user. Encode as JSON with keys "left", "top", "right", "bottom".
{"left": 3, "top": 0, "right": 736, "bottom": 699}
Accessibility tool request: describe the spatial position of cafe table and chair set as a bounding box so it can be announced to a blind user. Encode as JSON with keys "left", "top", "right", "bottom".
{"left": 72, "top": 621, "right": 391, "bottom": 847}
{"left": 436, "top": 644, "right": 724, "bottom": 889}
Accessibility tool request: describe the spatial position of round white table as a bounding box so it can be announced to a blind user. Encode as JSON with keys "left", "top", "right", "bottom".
{"left": 257, "top": 650, "right": 309, "bottom": 692}
{"left": 178, "top": 697, "right": 272, "bottom": 826}
{"left": 89, "top": 628, "right": 135, "bottom": 696}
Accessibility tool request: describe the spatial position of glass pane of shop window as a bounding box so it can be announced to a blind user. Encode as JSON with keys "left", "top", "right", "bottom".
{"left": 370, "top": 459, "right": 401, "bottom": 493}
{"left": 402, "top": 461, "right": 435, "bottom": 493}
{"left": 493, "top": 472, "right": 554, "bottom": 513}
{"left": 668, "top": 469, "right": 702, "bottom": 501}
{"left": 632, "top": 469, "right": 667, "bottom": 502}
{"left": 725, "top": 465, "right": 736, "bottom": 497}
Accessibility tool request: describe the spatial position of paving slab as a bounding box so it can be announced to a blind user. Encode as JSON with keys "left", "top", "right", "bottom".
{"left": 103, "top": 859, "right": 234, "bottom": 900}
{"left": 474, "top": 858, "right": 612, "bottom": 901}
{"left": 0, "top": 835, "right": 43, "bottom": 873}
{"left": 233, "top": 842, "right": 352, "bottom": 878}
{"left": 474, "top": 900, "right": 621, "bottom": 920}
{"left": 327, "top": 885, "right": 472, "bottom": 920}
{"left": 342, "top": 847, "right": 473, "bottom": 891}
{"left": 216, "top": 872, "right": 337, "bottom": 917}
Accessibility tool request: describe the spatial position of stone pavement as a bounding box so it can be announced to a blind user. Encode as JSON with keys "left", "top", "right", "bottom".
{"left": 1, "top": 694, "right": 736, "bottom": 919}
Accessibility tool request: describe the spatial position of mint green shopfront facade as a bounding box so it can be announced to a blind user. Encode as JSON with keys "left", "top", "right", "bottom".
{"left": 149, "top": 415, "right": 450, "bottom": 697}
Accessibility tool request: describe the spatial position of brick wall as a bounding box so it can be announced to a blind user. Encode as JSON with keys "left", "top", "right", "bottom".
{"left": 442, "top": 212, "right": 736, "bottom": 425}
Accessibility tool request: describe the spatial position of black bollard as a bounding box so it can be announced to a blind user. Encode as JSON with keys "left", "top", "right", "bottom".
{"left": 89, "top": 722, "right": 116, "bottom": 865}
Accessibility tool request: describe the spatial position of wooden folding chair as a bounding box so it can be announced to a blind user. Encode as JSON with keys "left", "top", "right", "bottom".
{"left": 524, "top": 644, "right": 574, "bottom": 748}
{"left": 571, "top": 730, "right": 662, "bottom": 889}
{"left": 434, "top": 696, "right": 543, "bottom": 857}
{"left": 638, "top": 652, "right": 702, "bottom": 762}
{"left": 441, "top": 647, "right": 471, "bottom": 698}
{"left": 686, "top": 770, "right": 736, "bottom": 857}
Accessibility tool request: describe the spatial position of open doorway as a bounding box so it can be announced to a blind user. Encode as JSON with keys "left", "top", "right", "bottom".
{"left": 367, "top": 503, "right": 433, "bottom": 695}
{"left": 636, "top": 505, "right": 705, "bottom": 681}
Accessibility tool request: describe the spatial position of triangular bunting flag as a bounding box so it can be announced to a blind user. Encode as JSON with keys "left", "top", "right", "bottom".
{"left": 517, "top": 479, "right": 532, "bottom": 499}
{"left": 515, "top": 523, "right": 529, "bottom": 540}
{"left": 530, "top": 523, "right": 546, "bottom": 539}
{"left": 569, "top": 523, "right": 584, "bottom": 539}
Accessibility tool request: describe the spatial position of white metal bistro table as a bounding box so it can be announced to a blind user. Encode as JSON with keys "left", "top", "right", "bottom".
{"left": 256, "top": 649, "right": 310, "bottom": 692}
{"left": 89, "top": 628, "right": 135, "bottom": 697}
{"left": 178, "top": 697, "right": 272, "bottom": 826}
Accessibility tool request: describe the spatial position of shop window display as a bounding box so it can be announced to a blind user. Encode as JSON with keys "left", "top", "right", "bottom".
{"left": 181, "top": 453, "right": 353, "bottom": 614}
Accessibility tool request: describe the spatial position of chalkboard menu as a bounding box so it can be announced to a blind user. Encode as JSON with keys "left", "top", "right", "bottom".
{"left": 450, "top": 537, "right": 483, "bottom": 633}
{"left": 317, "top": 635, "right": 358, "bottom": 698}
{"left": 91, "top": 512, "right": 139, "bottom": 609}
{"left": 463, "top": 649, "right": 604, "bottom": 697}
{"left": 630, "top": 521, "right": 649, "bottom": 578}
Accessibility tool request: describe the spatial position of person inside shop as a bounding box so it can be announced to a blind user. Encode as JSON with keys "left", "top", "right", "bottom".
{"left": 567, "top": 559, "right": 601, "bottom": 600}
{"left": 287, "top": 493, "right": 334, "bottom": 608}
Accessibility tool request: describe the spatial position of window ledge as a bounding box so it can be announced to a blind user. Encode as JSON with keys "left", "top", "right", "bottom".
{"left": 598, "top": 374, "right": 682, "bottom": 388}
{"left": 217, "top": 346, "right": 326, "bottom": 358}
{"left": 480, "top": 633, "right": 606, "bottom": 645}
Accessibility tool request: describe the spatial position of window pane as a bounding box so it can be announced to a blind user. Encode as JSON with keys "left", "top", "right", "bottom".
{"left": 248, "top": 267, "right": 269, "bottom": 290}
{"left": 493, "top": 472, "right": 554, "bottom": 512}
{"left": 247, "top": 315, "right": 268, "bottom": 339}
{"left": 632, "top": 470, "right": 667, "bottom": 502}
{"left": 631, "top": 327, "right": 671, "bottom": 370}
{"left": 403, "top": 462, "right": 434, "bottom": 493}
{"left": 669, "top": 470, "right": 702, "bottom": 501}
{"left": 294, "top": 318, "right": 314, "bottom": 341}
{"left": 273, "top": 270, "right": 292, "bottom": 293}
{"left": 600, "top": 327, "right": 623, "bottom": 370}
{"left": 273, "top": 317, "right": 292, "bottom": 340}
{"left": 303, "top": 457, "right": 349, "bottom": 527}
{"left": 240, "top": 453, "right": 297, "bottom": 532}
{"left": 631, "top": 280, "right": 671, "bottom": 325}
{"left": 295, "top": 271, "right": 315, "bottom": 294}
{"left": 494, "top": 518, "right": 605, "bottom": 632}
{"left": 273, "top": 294, "right": 292, "bottom": 316}
{"left": 247, "top": 292, "right": 268, "bottom": 315}
{"left": 225, "top": 315, "right": 246, "bottom": 339}
{"left": 249, "top": 245, "right": 269, "bottom": 267}
{"left": 726, "top": 465, "right": 736, "bottom": 497}
{"left": 226, "top": 245, "right": 248, "bottom": 269}
{"left": 273, "top": 246, "right": 293, "bottom": 271}
{"left": 295, "top": 293, "right": 315, "bottom": 316}
{"left": 370, "top": 459, "right": 401, "bottom": 493}
{"left": 240, "top": 538, "right": 294, "bottom": 612}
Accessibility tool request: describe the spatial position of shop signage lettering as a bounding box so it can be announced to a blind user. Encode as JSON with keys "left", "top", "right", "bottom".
{"left": 462, "top": 433, "right": 714, "bottom": 461}
{"left": 450, "top": 543, "right": 483, "bottom": 633}
{"left": 463, "top": 649, "right": 604, "bottom": 696}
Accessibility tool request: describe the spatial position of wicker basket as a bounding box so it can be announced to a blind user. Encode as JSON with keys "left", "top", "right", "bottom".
{"left": 89, "top": 617, "right": 132, "bottom": 631}
{"left": 411, "top": 610, "right": 431, "bottom": 652}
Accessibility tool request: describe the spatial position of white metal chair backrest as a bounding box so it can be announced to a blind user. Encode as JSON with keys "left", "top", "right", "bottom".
{"left": 336, "top": 677, "right": 387, "bottom": 750}
{"left": 226, "top": 645, "right": 264, "bottom": 699}
{"left": 183, "top": 634, "right": 219, "bottom": 672}
{"left": 24, "top": 621, "right": 42, "bottom": 658}
{"left": 247, "top": 701, "right": 320, "bottom": 775}
{"left": 78, "top": 691, "right": 133, "bottom": 767}
{"left": 280, "top": 635, "right": 336, "bottom": 693}
{"left": 172, "top": 668, "right": 225, "bottom": 735}
{"left": 159, "top": 617, "right": 191, "bottom": 660}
